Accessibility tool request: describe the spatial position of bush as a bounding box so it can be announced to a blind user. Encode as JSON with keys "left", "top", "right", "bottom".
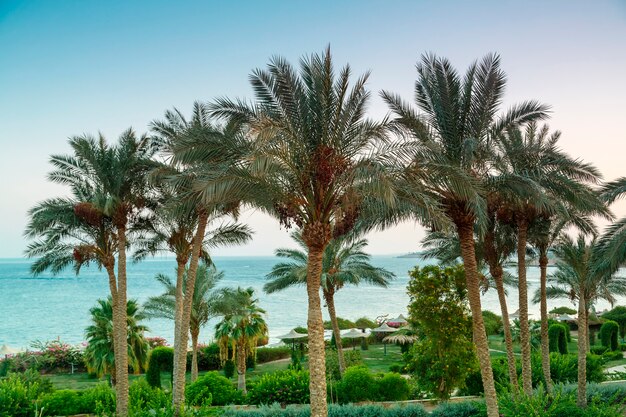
{"left": 548, "top": 324, "right": 568, "bottom": 354}
{"left": 602, "top": 350, "right": 624, "bottom": 362}
{"left": 430, "top": 401, "right": 486, "bottom": 417}
{"left": 146, "top": 346, "right": 174, "bottom": 388}
{"left": 335, "top": 366, "right": 379, "bottom": 403}
{"left": 40, "top": 390, "right": 84, "bottom": 416}
{"left": 378, "top": 372, "right": 409, "bottom": 401}
{"left": 354, "top": 317, "right": 377, "bottom": 329}
{"left": 220, "top": 403, "right": 428, "bottom": 417}
{"left": 600, "top": 321, "right": 620, "bottom": 351}
{"left": 256, "top": 347, "right": 291, "bottom": 363}
{"left": 81, "top": 383, "right": 116, "bottom": 416}
{"left": 324, "top": 317, "right": 356, "bottom": 330}
{"left": 325, "top": 350, "right": 362, "bottom": 381}
{"left": 247, "top": 370, "right": 310, "bottom": 405}
{"left": 223, "top": 359, "right": 235, "bottom": 378}
{"left": 591, "top": 346, "right": 609, "bottom": 355}
{"left": 186, "top": 371, "right": 235, "bottom": 406}
{"left": 196, "top": 343, "right": 222, "bottom": 371}
{"left": 482, "top": 311, "right": 503, "bottom": 335}
{"left": 129, "top": 378, "right": 169, "bottom": 412}
{"left": 0, "top": 372, "right": 45, "bottom": 417}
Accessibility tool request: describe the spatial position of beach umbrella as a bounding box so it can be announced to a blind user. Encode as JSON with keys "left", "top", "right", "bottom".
{"left": 372, "top": 322, "right": 397, "bottom": 355}
{"left": 341, "top": 328, "right": 368, "bottom": 350}
{"left": 0, "top": 344, "right": 18, "bottom": 356}
{"left": 387, "top": 314, "right": 408, "bottom": 328}
{"left": 277, "top": 329, "right": 308, "bottom": 351}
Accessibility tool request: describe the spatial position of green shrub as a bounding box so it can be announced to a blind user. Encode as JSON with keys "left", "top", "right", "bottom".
{"left": 354, "top": 317, "right": 377, "bottom": 329}
{"left": 378, "top": 372, "right": 409, "bottom": 401}
{"left": 196, "top": 343, "right": 222, "bottom": 371}
{"left": 600, "top": 320, "right": 620, "bottom": 351}
{"left": 186, "top": 371, "right": 235, "bottom": 406}
{"left": 0, "top": 373, "right": 44, "bottom": 417}
{"left": 256, "top": 347, "right": 291, "bottom": 363}
{"left": 548, "top": 324, "right": 568, "bottom": 354}
{"left": 146, "top": 346, "right": 174, "bottom": 388}
{"left": 220, "top": 403, "right": 428, "bottom": 417}
{"left": 223, "top": 359, "right": 235, "bottom": 378}
{"left": 602, "top": 350, "right": 624, "bottom": 362}
{"left": 430, "top": 401, "right": 486, "bottom": 417}
{"left": 247, "top": 370, "right": 309, "bottom": 405}
{"left": 482, "top": 311, "right": 503, "bottom": 335}
{"left": 80, "top": 383, "right": 115, "bottom": 415}
{"left": 335, "top": 366, "right": 379, "bottom": 403}
{"left": 325, "top": 350, "right": 362, "bottom": 381}
{"left": 129, "top": 378, "right": 169, "bottom": 412}
{"left": 591, "top": 346, "right": 609, "bottom": 355}
{"left": 389, "top": 364, "right": 404, "bottom": 373}
{"left": 324, "top": 317, "right": 356, "bottom": 330}
{"left": 40, "top": 390, "right": 84, "bottom": 416}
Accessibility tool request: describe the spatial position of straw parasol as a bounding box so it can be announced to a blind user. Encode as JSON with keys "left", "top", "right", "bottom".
{"left": 372, "top": 322, "right": 397, "bottom": 355}
{"left": 341, "top": 328, "right": 368, "bottom": 350}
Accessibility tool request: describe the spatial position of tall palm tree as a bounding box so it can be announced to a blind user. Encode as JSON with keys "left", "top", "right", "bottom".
{"left": 175, "top": 48, "right": 422, "bottom": 417}
{"left": 144, "top": 264, "right": 223, "bottom": 381}
{"left": 213, "top": 287, "right": 267, "bottom": 394}
{"left": 148, "top": 102, "right": 251, "bottom": 410}
{"left": 382, "top": 53, "right": 550, "bottom": 416}
{"left": 264, "top": 232, "right": 394, "bottom": 375}
{"left": 25, "top": 130, "right": 155, "bottom": 417}
{"left": 493, "top": 123, "right": 604, "bottom": 394}
{"left": 598, "top": 177, "right": 626, "bottom": 273}
{"left": 84, "top": 297, "right": 150, "bottom": 384}
{"left": 536, "top": 234, "right": 626, "bottom": 406}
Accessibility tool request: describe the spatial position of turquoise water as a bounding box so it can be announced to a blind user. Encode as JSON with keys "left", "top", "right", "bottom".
{"left": 0, "top": 255, "right": 609, "bottom": 349}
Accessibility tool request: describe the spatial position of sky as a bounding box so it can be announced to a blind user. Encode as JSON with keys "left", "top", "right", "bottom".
{"left": 0, "top": 0, "right": 625, "bottom": 258}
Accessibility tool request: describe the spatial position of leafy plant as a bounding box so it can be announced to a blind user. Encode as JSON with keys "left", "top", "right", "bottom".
{"left": 247, "top": 370, "right": 310, "bottom": 406}
{"left": 548, "top": 324, "right": 568, "bottom": 354}
{"left": 600, "top": 320, "right": 619, "bottom": 351}
{"left": 146, "top": 346, "right": 174, "bottom": 388}
{"left": 185, "top": 371, "right": 235, "bottom": 406}
{"left": 335, "top": 366, "right": 379, "bottom": 403}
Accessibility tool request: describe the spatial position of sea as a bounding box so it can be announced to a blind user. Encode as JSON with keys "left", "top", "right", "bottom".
{"left": 0, "top": 256, "right": 622, "bottom": 350}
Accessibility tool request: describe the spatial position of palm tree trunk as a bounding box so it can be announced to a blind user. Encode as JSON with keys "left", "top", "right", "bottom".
{"left": 577, "top": 293, "right": 588, "bottom": 407}
{"left": 104, "top": 262, "right": 119, "bottom": 390}
{"left": 173, "top": 210, "right": 209, "bottom": 412}
{"left": 306, "top": 245, "right": 328, "bottom": 417}
{"left": 325, "top": 289, "right": 346, "bottom": 376}
{"left": 539, "top": 249, "right": 552, "bottom": 391}
{"left": 114, "top": 226, "right": 130, "bottom": 417}
{"left": 191, "top": 328, "right": 199, "bottom": 382}
{"left": 517, "top": 218, "right": 532, "bottom": 395}
{"left": 457, "top": 222, "right": 499, "bottom": 417}
{"left": 585, "top": 307, "right": 591, "bottom": 353}
{"left": 172, "top": 259, "right": 186, "bottom": 399}
{"left": 236, "top": 340, "right": 247, "bottom": 393}
{"left": 484, "top": 226, "right": 518, "bottom": 392}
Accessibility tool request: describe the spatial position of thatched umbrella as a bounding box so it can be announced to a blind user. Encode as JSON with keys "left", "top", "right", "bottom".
{"left": 341, "top": 328, "right": 368, "bottom": 350}
{"left": 372, "top": 322, "right": 397, "bottom": 355}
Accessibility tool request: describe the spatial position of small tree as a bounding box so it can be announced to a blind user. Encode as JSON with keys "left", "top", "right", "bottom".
{"left": 405, "top": 265, "right": 475, "bottom": 400}
{"left": 599, "top": 321, "right": 619, "bottom": 351}
{"left": 548, "top": 324, "right": 568, "bottom": 354}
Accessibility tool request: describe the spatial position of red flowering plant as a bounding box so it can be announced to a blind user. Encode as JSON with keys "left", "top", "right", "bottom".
{"left": 29, "top": 339, "right": 84, "bottom": 373}
{"left": 146, "top": 336, "right": 169, "bottom": 349}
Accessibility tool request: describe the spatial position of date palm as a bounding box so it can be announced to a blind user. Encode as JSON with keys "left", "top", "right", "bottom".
{"left": 24, "top": 130, "right": 155, "bottom": 417}
{"left": 494, "top": 123, "right": 605, "bottom": 394}
{"left": 144, "top": 264, "right": 223, "bottom": 381}
{"left": 175, "top": 48, "right": 423, "bottom": 417}
{"left": 598, "top": 177, "right": 626, "bottom": 273}
{"left": 264, "top": 232, "right": 394, "bottom": 375}
{"left": 213, "top": 287, "right": 267, "bottom": 393}
{"left": 382, "top": 53, "right": 549, "bottom": 416}
{"left": 537, "top": 234, "right": 626, "bottom": 406}
{"left": 84, "top": 297, "right": 149, "bottom": 384}
{"left": 148, "top": 102, "right": 251, "bottom": 410}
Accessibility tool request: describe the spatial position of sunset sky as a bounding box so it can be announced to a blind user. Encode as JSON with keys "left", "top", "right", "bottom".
{"left": 1, "top": 0, "right": 625, "bottom": 257}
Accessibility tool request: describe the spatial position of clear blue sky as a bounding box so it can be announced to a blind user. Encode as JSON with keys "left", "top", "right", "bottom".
{"left": 1, "top": 0, "right": 625, "bottom": 257}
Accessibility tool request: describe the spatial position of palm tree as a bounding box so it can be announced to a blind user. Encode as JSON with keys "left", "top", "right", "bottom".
{"left": 598, "top": 177, "right": 626, "bottom": 273}
{"left": 213, "top": 287, "right": 267, "bottom": 394}
{"left": 382, "top": 53, "right": 550, "bottom": 416}
{"left": 174, "top": 48, "right": 419, "bottom": 417}
{"left": 493, "top": 123, "right": 604, "bottom": 394}
{"left": 144, "top": 264, "right": 223, "bottom": 381}
{"left": 148, "top": 102, "right": 251, "bottom": 410}
{"left": 264, "top": 232, "right": 394, "bottom": 375}
{"left": 24, "top": 130, "right": 154, "bottom": 417}
{"left": 537, "top": 234, "right": 626, "bottom": 407}
{"left": 84, "top": 297, "right": 149, "bottom": 384}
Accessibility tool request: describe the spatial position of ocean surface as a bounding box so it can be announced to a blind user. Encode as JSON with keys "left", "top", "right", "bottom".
{"left": 0, "top": 256, "right": 622, "bottom": 350}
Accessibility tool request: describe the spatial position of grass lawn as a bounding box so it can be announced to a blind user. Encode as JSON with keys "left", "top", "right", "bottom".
{"left": 45, "top": 344, "right": 404, "bottom": 390}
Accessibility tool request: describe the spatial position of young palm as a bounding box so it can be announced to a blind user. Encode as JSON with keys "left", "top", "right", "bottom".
{"left": 265, "top": 232, "right": 394, "bottom": 375}
{"left": 213, "top": 287, "right": 268, "bottom": 393}
{"left": 382, "top": 53, "right": 550, "bottom": 416}
{"left": 144, "top": 264, "right": 223, "bottom": 381}
{"left": 494, "top": 123, "right": 605, "bottom": 394}
{"left": 148, "top": 102, "right": 251, "bottom": 409}
{"left": 174, "top": 48, "right": 422, "bottom": 417}
{"left": 84, "top": 297, "right": 149, "bottom": 384}
{"left": 538, "top": 234, "right": 626, "bottom": 406}
{"left": 24, "top": 130, "right": 154, "bottom": 417}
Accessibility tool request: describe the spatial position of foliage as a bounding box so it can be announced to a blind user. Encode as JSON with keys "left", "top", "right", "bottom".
{"left": 256, "top": 347, "right": 291, "bottom": 363}
{"left": 405, "top": 265, "right": 475, "bottom": 399}
{"left": 548, "top": 324, "right": 568, "bottom": 354}
{"left": 600, "top": 320, "right": 620, "bottom": 351}
{"left": 80, "top": 383, "right": 116, "bottom": 416}
{"left": 129, "top": 378, "right": 170, "bottom": 413}
{"left": 482, "top": 311, "right": 503, "bottom": 336}
{"left": 186, "top": 371, "right": 236, "bottom": 406}
{"left": 0, "top": 371, "right": 48, "bottom": 417}
{"left": 325, "top": 350, "right": 362, "bottom": 381}
{"left": 146, "top": 346, "right": 174, "bottom": 388}
{"left": 39, "top": 390, "right": 84, "bottom": 416}
{"left": 334, "top": 366, "right": 379, "bottom": 403}
{"left": 0, "top": 341, "right": 84, "bottom": 374}
{"left": 550, "top": 306, "right": 577, "bottom": 315}
{"left": 84, "top": 297, "right": 150, "bottom": 379}
{"left": 323, "top": 318, "right": 356, "bottom": 330}
{"left": 223, "top": 360, "right": 235, "bottom": 378}
{"left": 195, "top": 343, "right": 222, "bottom": 371}
{"left": 430, "top": 401, "right": 486, "bottom": 417}
{"left": 378, "top": 372, "right": 410, "bottom": 401}
{"left": 219, "top": 403, "right": 429, "bottom": 417}
{"left": 247, "top": 370, "right": 310, "bottom": 406}
{"left": 602, "top": 307, "right": 626, "bottom": 340}
{"left": 354, "top": 317, "right": 377, "bottom": 329}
